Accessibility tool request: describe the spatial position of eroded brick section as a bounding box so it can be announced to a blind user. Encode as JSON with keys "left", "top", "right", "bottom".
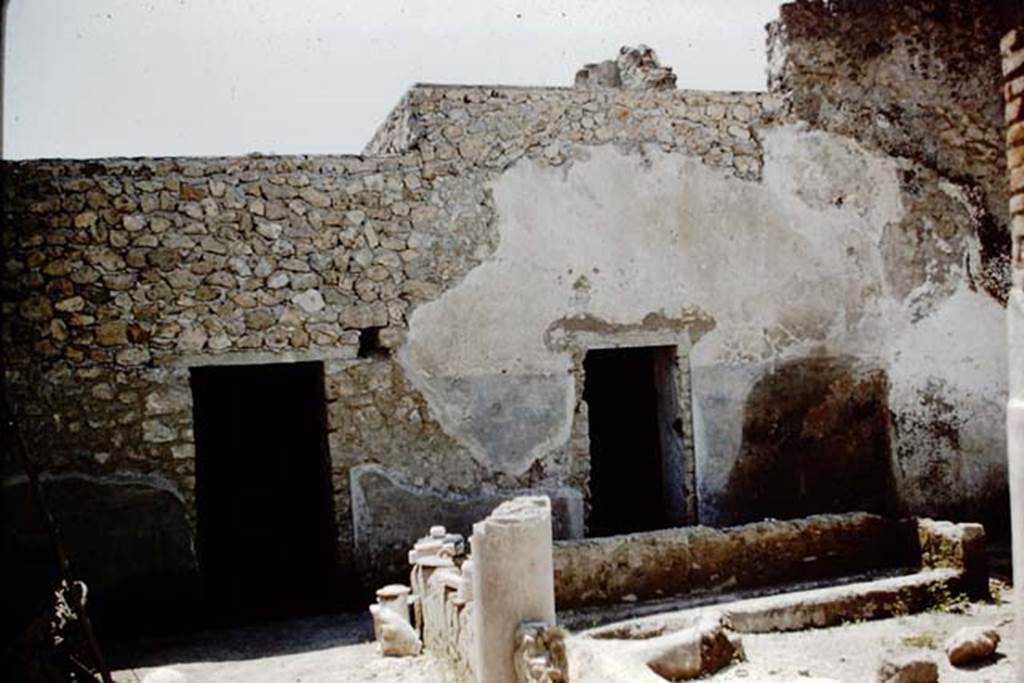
{"left": 1005, "top": 27, "right": 1024, "bottom": 288}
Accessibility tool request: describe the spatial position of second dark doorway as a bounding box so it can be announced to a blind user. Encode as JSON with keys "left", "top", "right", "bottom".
{"left": 190, "top": 361, "right": 339, "bottom": 622}
{"left": 583, "top": 346, "right": 684, "bottom": 537}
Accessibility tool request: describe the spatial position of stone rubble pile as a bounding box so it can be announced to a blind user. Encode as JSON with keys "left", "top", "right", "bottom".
{"left": 574, "top": 45, "right": 677, "bottom": 91}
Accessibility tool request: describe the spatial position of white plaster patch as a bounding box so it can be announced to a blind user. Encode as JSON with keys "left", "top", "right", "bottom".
{"left": 761, "top": 124, "right": 904, "bottom": 236}
{"left": 887, "top": 283, "right": 1008, "bottom": 512}
{"left": 400, "top": 126, "right": 916, "bottom": 476}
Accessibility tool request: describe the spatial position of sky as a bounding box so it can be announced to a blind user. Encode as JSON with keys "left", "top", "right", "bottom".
{"left": 3, "top": 0, "right": 782, "bottom": 160}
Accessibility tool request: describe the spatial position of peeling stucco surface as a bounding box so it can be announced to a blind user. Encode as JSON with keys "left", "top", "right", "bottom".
{"left": 402, "top": 124, "right": 1006, "bottom": 519}
{"left": 888, "top": 285, "right": 1008, "bottom": 519}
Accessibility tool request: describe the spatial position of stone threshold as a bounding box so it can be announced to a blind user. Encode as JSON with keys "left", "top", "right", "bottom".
{"left": 573, "top": 567, "right": 962, "bottom": 639}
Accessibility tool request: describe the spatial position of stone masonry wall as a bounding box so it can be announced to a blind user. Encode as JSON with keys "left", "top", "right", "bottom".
{"left": 768, "top": 0, "right": 1010, "bottom": 302}
{"left": 1, "top": 85, "right": 769, "bottom": 588}
{"left": 367, "top": 84, "right": 766, "bottom": 178}
{"left": 1, "top": 153, "right": 497, "bottom": 583}
{"left": 756, "top": 0, "right": 1011, "bottom": 527}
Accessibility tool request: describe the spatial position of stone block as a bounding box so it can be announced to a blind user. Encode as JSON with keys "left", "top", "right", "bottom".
{"left": 945, "top": 626, "right": 1000, "bottom": 667}
{"left": 570, "top": 616, "right": 742, "bottom": 682}
{"left": 917, "top": 518, "right": 989, "bottom": 599}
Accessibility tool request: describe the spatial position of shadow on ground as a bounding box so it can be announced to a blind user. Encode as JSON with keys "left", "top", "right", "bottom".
{"left": 107, "top": 611, "right": 373, "bottom": 670}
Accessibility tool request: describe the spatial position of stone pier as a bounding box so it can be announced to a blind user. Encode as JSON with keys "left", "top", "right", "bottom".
{"left": 470, "top": 496, "right": 556, "bottom": 683}
{"left": 1002, "top": 22, "right": 1024, "bottom": 683}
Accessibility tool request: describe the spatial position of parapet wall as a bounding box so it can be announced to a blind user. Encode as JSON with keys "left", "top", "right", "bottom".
{"left": 366, "top": 83, "right": 767, "bottom": 177}
{"left": 553, "top": 513, "right": 916, "bottom": 610}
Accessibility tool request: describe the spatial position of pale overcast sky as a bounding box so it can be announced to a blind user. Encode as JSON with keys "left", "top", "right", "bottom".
{"left": 3, "top": 1, "right": 782, "bottom": 160}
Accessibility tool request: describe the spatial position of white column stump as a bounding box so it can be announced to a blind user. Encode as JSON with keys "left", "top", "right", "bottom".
{"left": 470, "top": 496, "right": 556, "bottom": 683}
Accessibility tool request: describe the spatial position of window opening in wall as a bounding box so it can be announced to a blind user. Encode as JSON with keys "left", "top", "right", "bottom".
{"left": 583, "top": 346, "right": 686, "bottom": 537}
{"left": 190, "top": 361, "right": 340, "bottom": 622}
{"left": 358, "top": 327, "right": 387, "bottom": 359}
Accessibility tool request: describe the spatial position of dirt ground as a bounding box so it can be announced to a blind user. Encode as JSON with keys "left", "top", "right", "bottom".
{"left": 714, "top": 588, "right": 1014, "bottom": 682}
{"left": 108, "top": 611, "right": 445, "bottom": 683}
{"left": 111, "top": 585, "right": 1014, "bottom": 682}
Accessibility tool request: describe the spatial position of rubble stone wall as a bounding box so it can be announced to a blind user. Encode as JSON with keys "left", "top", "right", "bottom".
{"left": 1, "top": 86, "right": 767, "bottom": 592}
{"left": 553, "top": 513, "right": 918, "bottom": 610}
{"left": 768, "top": 0, "right": 1009, "bottom": 253}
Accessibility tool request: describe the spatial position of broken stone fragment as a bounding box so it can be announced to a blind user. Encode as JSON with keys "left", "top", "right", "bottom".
{"left": 645, "top": 618, "right": 742, "bottom": 681}
{"left": 571, "top": 616, "right": 743, "bottom": 681}
{"left": 944, "top": 626, "right": 1000, "bottom": 667}
{"left": 876, "top": 653, "right": 938, "bottom": 682}
{"left": 369, "top": 583, "right": 422, "bottom": 657}
{"left": 407, "top": 525, "right": 465, "bottom": 568}
{"left": 514, "top": 621, "right": 569, "bottom": 683}
{"left": 574, "top": 45, "right": 677, "bottom": 91}
{"left": 575, "top": 59, "right": 621, "bottom": 88}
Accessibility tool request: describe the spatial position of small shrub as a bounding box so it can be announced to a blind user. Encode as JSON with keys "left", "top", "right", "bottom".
{"left": 927, "top": 583, "right": 969, "bottom": 614}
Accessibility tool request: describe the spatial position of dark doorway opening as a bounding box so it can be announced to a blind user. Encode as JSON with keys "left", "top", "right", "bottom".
{"left": 583, "top": 346, "right": 685, "bottom": 537}
{"left": 190, "top": 361, "right": 339, "bottom": 622}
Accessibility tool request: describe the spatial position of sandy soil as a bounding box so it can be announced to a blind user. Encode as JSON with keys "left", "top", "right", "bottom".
{"left": 111, "top": 587, "right": 1014, "bottom": 682}
{"left": 109, "top": 612, "right": 445, "bottom": 683}
{"left": 715, "top": 588, "right": 1013, "bottom": 682}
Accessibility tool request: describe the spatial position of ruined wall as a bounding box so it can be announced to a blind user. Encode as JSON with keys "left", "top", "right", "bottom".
{"left": 0, "top": 86, "right": 767, "bottom": 595}
{"left": 0, "top": 152, "right": 498, "bottom": 596}
{"left": 735, "top": 0, "right": 1010, "bottom": 526}
{"left": 553, "top": 513, "right": 919, "bottom": 610}
{"left": 0, "top": 1, "right": 1012, "bottom": 611}
{"left": 768, "top": 0, "right": 1009, "bottom": 264}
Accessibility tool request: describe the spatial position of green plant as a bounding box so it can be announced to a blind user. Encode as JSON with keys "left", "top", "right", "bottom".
{"left": 926, "top": 583, "right": 970, "bottom": 614}
{"left": 890, "top": 595, "right": 909, "bottom": 617}
{"left": 901, "top": 632, "right": 937, "bottom": 649}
